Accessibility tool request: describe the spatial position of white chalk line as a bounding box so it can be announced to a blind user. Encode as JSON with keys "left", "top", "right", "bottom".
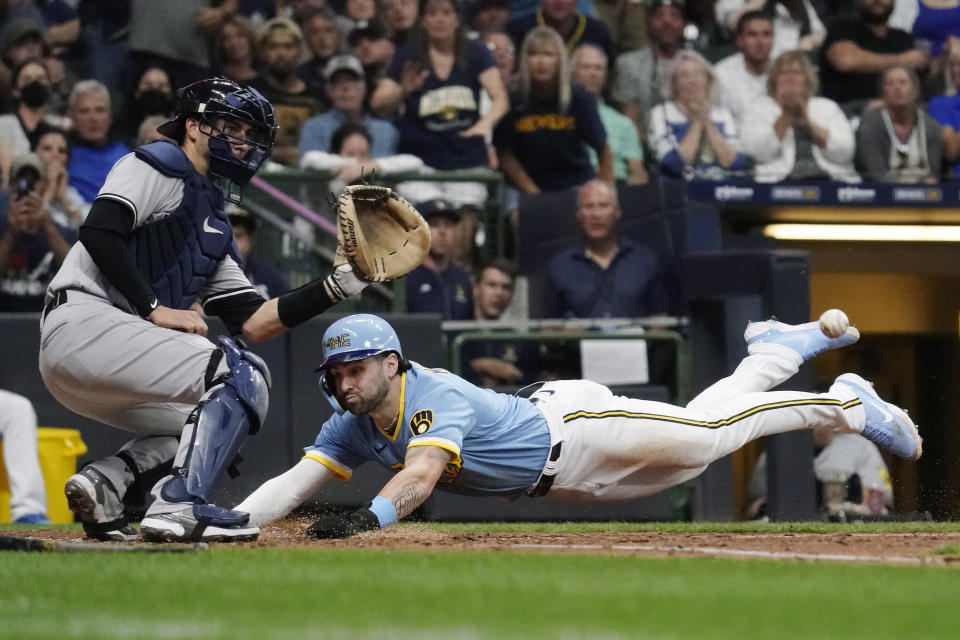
{"left": 507, "top": 542, "right": 944, "bottom": 565}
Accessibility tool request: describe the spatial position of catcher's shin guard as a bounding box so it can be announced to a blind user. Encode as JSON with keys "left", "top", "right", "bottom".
{"left": 162, "top": 336, "right": 271, "bottom": 504}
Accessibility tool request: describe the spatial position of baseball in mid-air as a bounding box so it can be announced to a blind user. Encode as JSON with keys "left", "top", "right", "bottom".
{"left": 819, "top": 309, "right": 849, "bottom": 338}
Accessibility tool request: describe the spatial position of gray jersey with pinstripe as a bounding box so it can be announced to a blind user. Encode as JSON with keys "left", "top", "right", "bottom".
{"left": 46, "top": 152, "right": 257, "bottom": 314}
{"left": 39, "top": 152, "right": 256, "bottom": 436}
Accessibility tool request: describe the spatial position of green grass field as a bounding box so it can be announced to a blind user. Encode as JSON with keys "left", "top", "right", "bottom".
{"left": 2, "top": 522, "right": 959, "bottom": 640}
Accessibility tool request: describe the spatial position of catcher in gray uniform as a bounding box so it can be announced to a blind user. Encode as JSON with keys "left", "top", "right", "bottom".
{"left": 38, "top": 78, "right": 369, "bottom": 543}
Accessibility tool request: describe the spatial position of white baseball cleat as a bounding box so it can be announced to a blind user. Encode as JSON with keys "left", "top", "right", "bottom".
{"left": 140, "top": 504, "right": 259, "bottom": 543}
{"left": 745, "top": 316, "right": 860, "bottom": 361}
{"left": 835, "top": 373, "right": 922, "bottom": 461}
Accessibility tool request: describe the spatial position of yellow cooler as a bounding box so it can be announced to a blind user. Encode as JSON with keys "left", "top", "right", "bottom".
{"left": 0, "top": 427, "right": 87, "bottom": 523}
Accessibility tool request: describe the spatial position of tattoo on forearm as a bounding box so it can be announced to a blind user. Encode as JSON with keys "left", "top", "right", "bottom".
{"left": 392, "top": 483, "right": 425, "bottom": 519}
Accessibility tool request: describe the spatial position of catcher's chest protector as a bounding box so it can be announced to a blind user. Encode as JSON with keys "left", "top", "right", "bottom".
{"left": 129, "top": 142, "right": 241, "bottom": 309}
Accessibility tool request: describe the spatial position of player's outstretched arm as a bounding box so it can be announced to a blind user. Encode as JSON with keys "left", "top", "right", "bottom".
{"left": 241, "top": 264, "right": 368, "bottom": 342}
{"left": 307, "top": 445, "right": 450, "bottom": 539}
{"left": 234, "top": 458, "right": 334, "bottom": 527}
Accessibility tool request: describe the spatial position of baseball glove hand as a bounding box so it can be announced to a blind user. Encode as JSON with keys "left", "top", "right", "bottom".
{"left": 334, "top": 184, "right": 430, "bottom": 282}
{"left": 306, "top": 507, "right": 380, "bottom": 539}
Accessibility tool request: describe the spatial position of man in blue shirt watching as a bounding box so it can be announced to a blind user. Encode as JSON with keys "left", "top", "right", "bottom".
{"left": 405, "top": 199, "right": 474, "bottom": 320}
{"left": 543, "top": 179, "right": 668, "bottom": 319}
{"left": 297, "top": 54, "right": 398, "bottom": 161}
{"left": 66, "top": 80, "right": 131, "bottom": 203}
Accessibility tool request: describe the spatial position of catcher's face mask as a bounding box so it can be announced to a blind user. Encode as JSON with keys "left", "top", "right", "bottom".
{"left": 159, "top": 77, "right": 277, "bottom": 202}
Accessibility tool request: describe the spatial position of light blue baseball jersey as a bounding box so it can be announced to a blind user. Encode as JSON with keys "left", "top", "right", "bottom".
{"left": 304, "top": 363, "right": 551, "bottom": 496}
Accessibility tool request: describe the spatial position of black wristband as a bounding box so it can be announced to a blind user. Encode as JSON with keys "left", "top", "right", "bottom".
{"left": 276, "top": 278, "right": 334, "bottom": 328}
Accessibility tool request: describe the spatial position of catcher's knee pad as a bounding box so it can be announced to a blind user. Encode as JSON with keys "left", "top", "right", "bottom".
{"left": 217, "top": 335, "right": 271, "bottom": 434}
{"left": 165, "top": 337, "right": 271, "bottom": 504}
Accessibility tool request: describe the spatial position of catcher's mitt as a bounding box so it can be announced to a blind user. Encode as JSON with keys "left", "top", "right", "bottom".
{"left": 334, "top": 185, "right": 431, "bottom": 282}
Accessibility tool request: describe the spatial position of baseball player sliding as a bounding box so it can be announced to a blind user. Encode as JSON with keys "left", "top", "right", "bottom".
{"left": 37, "top": 78, "right": 375, "bottom": 543}
{"left": 235, "top": 313, "right": 922, "bottom": 539}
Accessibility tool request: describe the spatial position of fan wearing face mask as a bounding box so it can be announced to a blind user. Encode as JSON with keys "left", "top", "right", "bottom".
{"left": 0, "top": 58, "right": 70, "bottom": 182}
{"left": 115, "top": 66, "right": 178, "bottom": 148}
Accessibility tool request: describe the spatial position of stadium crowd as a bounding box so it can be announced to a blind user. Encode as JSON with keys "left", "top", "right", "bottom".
{"left": 1, "top": 0, "right": 958, "bottom": 318}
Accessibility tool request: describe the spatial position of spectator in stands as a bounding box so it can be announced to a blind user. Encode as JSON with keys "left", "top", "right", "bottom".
{"left": 714, "top": 11, "right": 774, "bottom": 125}
{"left": 462, "top": 258, "right": 543, "bottom": 388}
{"left": 594, "top": 0, "right": 648, "bottom": 54}
{"left": 73, "top": 0, "right": 131, "bottom": 95}
{"left": 716, "top": 0, "right": 825, "bottom": 59}
{"left": 253, "top": 17, "right": 326, "bottom": 166}
{"left": 300, "top": 122, "right": 424, "bottom": 190}
{"left": 228, "top": 206, "right": 291, "bottom": 299}
{"left": 34, "top": 128, "right": 88, "bottom": 227}
{"left": 0, "top": 389, "right": 48, "bottom": 524}
{"left": 66, "top": 80, "right": 131, "bottom": 204}
{"left": 543, "top": 179, "right": 668, "bottom": 319}
{"left": 647, "top": 49, "right": 748, "bottom": 180}
{"left": 385, "top": 0, "right": 420, "bottom": 44}
{"left": 471, "top": 0, "right": 512, "bottom": 37}
{"left": 127, "top": 0, "right": 231, "bottom": 89}
{"left": 494, "top": 26, "right": 613, "bottom": 194}
{"left": 0, "top": 15, "right": 71, "bottom": 110}
{"left": 508, "top": 0, "right": 594, "bottom": 21}
{"left": 1, "top": 17, "right": 47, "bottom": 108}
{"left": 856, "top": 65, "right": 944, "bottom": 183}
{"left": 571, "top": 44, "right": 649, "bottom": 184}
{"left": 405, "top": 199, "right": 475, "bottom": 320}
{"left": 214, "top": 14, "right": 262, "bottom": 86}
{"left": 483, "top": 30, "right": 517, "bottom": 81}
{"left": 0, "top": 58, "right": 69, "bottom": 181}
{"left": 336, "top": 0, "right": 379, "bottom": 37}
{"left": 480, "top": 30, "right": 517, "bottom": 167}
{"left": 741, "top": 50, "right": 857, "bottom": 182}
{"left": 349, "top": 20, "right": 397, "bottom": 98}
{"left": 298, "top": 55, "right": 399, "bottom": 161}
{"left": 912, "top": 0, "right": 960, "bottom": 89}
{"left": 747, "top": 429, "right": 894, "bottom": 520}
{"left": 507, "top": 0, "right": 615, "bottom": 62}
{"left": 819, "top": 0, "right": 928, "bottom": 116}
{"left": 115, "top": 66, "right": 175, "bottom": 148}
{"left": 929, "top": 45, "right": 960, "bottom": 177}
{"left": 298, "top": 9, "right": 343, "bottom": 96}
{"left": 0, "top": 153, "right": 77, "bottom": 312}
{"left": 371, "top": 0, "right": 508, "bottom": 207}
{"left": 611, "top": 0, "right": 686, "bottom": 128}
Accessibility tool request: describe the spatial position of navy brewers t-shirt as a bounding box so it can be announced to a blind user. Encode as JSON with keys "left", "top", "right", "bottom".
{"left": 388, "top": 39, "right": 495, "bottom": 170}
{"left": 405, "top": 263, "right": 474, "bottom": 320}
{"left": 493, "top": 83, "right": 606, "bottom": 191}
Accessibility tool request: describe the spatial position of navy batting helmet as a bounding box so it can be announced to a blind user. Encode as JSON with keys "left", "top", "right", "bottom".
{"left": 158, "top": 77, "right": 277, "bottom": 187}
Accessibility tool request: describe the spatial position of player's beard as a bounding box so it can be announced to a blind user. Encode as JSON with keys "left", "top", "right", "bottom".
{"left": 341, "top": 371, "right": 392, "bottom": 415}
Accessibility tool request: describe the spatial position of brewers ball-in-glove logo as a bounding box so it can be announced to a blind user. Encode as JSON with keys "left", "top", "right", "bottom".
{"left": 409, "top": 410, "right": 434, "bottom": 436}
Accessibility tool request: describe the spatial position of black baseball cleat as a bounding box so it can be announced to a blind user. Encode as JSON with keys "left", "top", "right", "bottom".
{"left": 64, "top": 467, "right": 138, "bottom": 542}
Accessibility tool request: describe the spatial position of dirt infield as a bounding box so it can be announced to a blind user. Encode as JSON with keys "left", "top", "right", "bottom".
{"left": 5, "top": 517, "right": 960, "bottom": 565}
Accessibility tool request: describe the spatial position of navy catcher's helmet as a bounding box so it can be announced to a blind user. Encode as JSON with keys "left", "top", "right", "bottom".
{"left": 158, "top": 77, "right": 277, "bottom": 188}
{"left": 316, "top": 314, "right": 408, "bottom": 413}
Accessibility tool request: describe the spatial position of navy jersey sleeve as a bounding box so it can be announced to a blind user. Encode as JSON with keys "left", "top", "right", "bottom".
{"left": 572, "top": 84, "right": 607, "bottom": 151}
{"left": 469, "top": 38, "right": 497, "bottom": 76}
{"left": 387, "top": 44, "right": 413, "bottom": 81}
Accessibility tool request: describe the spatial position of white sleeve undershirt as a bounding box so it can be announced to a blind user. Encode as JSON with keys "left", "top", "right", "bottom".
{"left": 233, "top": 458, "right": 334, "bottom": 526}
